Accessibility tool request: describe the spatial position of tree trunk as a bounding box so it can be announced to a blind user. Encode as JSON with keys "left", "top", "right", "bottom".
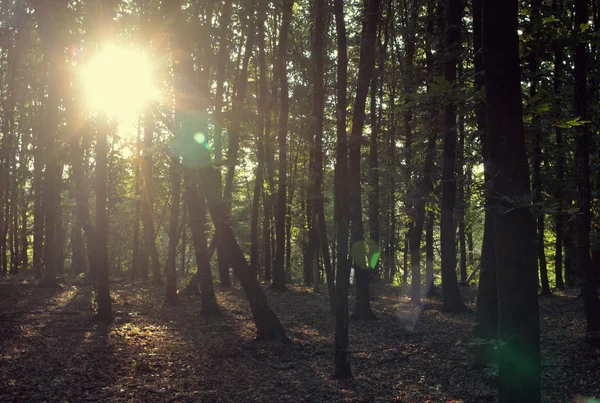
{"left": 425, "top": 210, "right": 435, "bottom": 297}
{"left": 94, "top": 117, "right": 113, "bottom": 323}
{"left": 440, "top": 0, "right": 466, "bottom": 312}
{"left": 165, "top": 155, "right": 181, "bottom": 302}
{"left": 131, "top": 119, "right": 142, "bottom": 281}
{"left": 473, "top": 0, "right": 497, "bottom": 348}
{"left": 213, "top": 0, "right": 233, "bottom": 290}
{"left": 251, "top": 2, "right": 268, "bottom": 278}
{"left": 553, "top": 12, "right": 565, "bottom": 289}
{"left": 142, "top": 116, "right": 162, "bottom": 285}
{"left": 529, "top": 0, "right": 551, "bottom": 297}
{"left": 483, "top": 1, "right": 541, "bottom": 400}
{"left": 204, "top": 167, "right": 288, "bottom": 341}
{"left": 272, "top": 0, "right": 294, "bottom": 290}
{"left": 574, "top": 0, "right": 600, "bottom": 333}
{"left": 333, "top": 0, "right": 352, "bottom": 378}
{"left": 349, "top": 0, "right": 380, "bottom": 321}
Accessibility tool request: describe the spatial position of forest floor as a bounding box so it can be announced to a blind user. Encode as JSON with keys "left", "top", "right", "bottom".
{"left": 0, "top": 278, "right": 598, "bottom": 402}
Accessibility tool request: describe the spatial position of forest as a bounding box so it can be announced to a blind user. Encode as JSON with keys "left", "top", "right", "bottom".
{"left": 0, "top": 0, "right": 599, "bottom": 401}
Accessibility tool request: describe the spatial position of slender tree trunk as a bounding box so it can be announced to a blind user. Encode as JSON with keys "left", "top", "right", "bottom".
{"left": 574, "top": 0, "right": 600, "bottom": 333}
{"left": 142, "top": 116, "right": 162, "bottom": 285}
{"left": 333, "top": 0, "right": 352, "bottom": 378}
{"left": 425, "top": 210, "right": 435, "bottom": 296}
{"left": 95, "top": 117, "right": 113, "bottom": 323}
{"left": 131, "top": 119, "right": 142, "bottom": 281}
{"left": 213, "top": 0, "right": 233, "bottom": 290}
{"left": 483, "top": 1, "right": 541, "bottom": 400}
{"left": 272, "top": 0, "right": 294, "bottom": 290}
{"left": 251, "top": 4, "right": 268, "bottom": 277}
{"left": 553, "top": 14, "right": 565, "bottom": 288}
{"left": 440, "top": 0, "right": 466, "bottom": 311}
{"left": 473, "top": 0, "right": 497, "bottom": 348}
{"left": 165, "top": 155, "right": 181, "bottom": 302}
{"left": 529, "top": 0, "right": 551, "bottom": 296}
{"left": 349, "top": 0, "right": 380, "bottom": 321}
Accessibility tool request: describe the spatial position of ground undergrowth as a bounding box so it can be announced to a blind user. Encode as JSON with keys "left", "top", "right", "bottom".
{"left": 0, "top": 279, "right": 598, "bottom": 402}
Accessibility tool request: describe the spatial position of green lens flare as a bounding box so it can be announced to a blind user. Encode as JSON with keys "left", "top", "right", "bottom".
{"left": 350, "top": 239, "right": 381, "bottom": 270}
{"left": 194, "top": 132, "right": 206, "bottom": 144}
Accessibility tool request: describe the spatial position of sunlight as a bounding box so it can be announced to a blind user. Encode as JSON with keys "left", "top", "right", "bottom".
{"left": 82, "top": 45, "right": 157, "bottom": 120}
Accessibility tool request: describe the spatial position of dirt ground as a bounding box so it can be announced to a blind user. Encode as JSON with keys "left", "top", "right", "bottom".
{"left": 0, "top": 279, "right": 598, "bottom": 402}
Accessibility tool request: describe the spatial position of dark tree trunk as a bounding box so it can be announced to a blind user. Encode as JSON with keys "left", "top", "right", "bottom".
{"left": 204, "top": 167, "right": 288, "bottom": 341}
{"left": 142, "top": 117, "right": 162, "bottom": 286}
{"left": 349, "top": 0, "right": 380, "bottom": 321}
{"left": 333, "top": 0, "right": 352, "bottom": 378}
{"left": 33, "top": 138, "right": 44, "bottom": 275}
{"left": 440, "top": 0, "right": 466, "bottom": 311}
{"left": 165, "top": 155, "right": 181, "bottom": 302}
{"left": 483, "top": 1, "right": 541, "bottom": 401}
{"left": 251, "top": 2, "right": 268, "bottom": 278}
{"left": 574, "top": 0, "right": 600, "bottom": 333}
{"left": 94, "top": 118, "right": 113, "bottom": 323}
{"left": 473, "top": 0, "right": 497, "bottom": 350}
{"left": 458, "top": 114, "right": 467, "bottom": 285}
{"left": 213, "top": 0, "right": 233, "bottom": 290}
{"left": 131, "top": 121, "right": 142, "bottom": 281}
{"left": 172, "top": 26, "right": 221, "bottom": 313}
{"left": 71, "top": 217, "right": 84, "bottom": 275}
{"left": 35, "top": 8, "right": 63, "bottom": 288}
{"left": 272, "top": 0, "right": 294, "bottom": 290}
{"left": 410, "top": 0, "right": 437, "bottom": 303}
{"left": 184, "top": 174, "right": 221, "bottom": 315}
{"left": 529, "top": 0, "right": 551, "bottom": 297}
{"left": 553, "top": 13, "right": 565, "bottom": 289}
{"left": 425, "top": 210, "right": 435, "bottom": 297}
{"left": 310, "top": 0, "right": 335, "bottom": 307}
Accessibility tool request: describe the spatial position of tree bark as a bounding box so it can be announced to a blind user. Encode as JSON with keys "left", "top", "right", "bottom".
{"left": 483, "top": 1, "right": 541, "bottom": 400}
{"left": 142, "top": 116, "right": 162, "bottom": 285}
{"left": 333, "top": 0, "right": 352, "bottom": 378}
{"left": 164, "top": 155, "right": 181, "bottom": 302}
{"left": 349, "top": 0, "right": 380, "bottom": 321}
{"left": 574, "top": 0, "right": 600, "bottom": 333}
{"left": 440, "top": 0, "right": 466, "bottom": 312}
{"left": 272, "top": 0, "right": 294, "bottom": 290}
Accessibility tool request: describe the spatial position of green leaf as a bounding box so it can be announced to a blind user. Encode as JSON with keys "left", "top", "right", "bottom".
{"left": 580, "top": 22, "right": 591, "bottom": 32}
{"left": 350, "top": 239, "right": 382, "bottom": 270}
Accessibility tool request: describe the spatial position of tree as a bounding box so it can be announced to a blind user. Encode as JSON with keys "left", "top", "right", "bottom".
{"left": 483, "top": 0, "right": 540, "bottom": 400}
{"left": 349, "top": 0, "right": 380, "bottom": 321}
{"left": 333, "top": 0, "right": 352, "bottom": 378}
{"left": 440, "top": 0, "right": 467, "bottom": 312}
{"left": 272, "top": 0, "right": 294, "bottom": 290}
{"left": 574, "top": 0, "right": 600, "bottom": 333}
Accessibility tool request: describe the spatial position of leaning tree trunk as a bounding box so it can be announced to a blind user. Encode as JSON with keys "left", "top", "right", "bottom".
{"left": 203, "top": 167, "right": 288, "bottom": 341}
{"left": 483, "top": 1, "right": 541, "bottom": 401}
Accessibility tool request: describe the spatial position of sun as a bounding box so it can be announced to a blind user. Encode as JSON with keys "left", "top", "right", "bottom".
{"left": 82, "top": 45, "right": 157, "bottom": 121}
